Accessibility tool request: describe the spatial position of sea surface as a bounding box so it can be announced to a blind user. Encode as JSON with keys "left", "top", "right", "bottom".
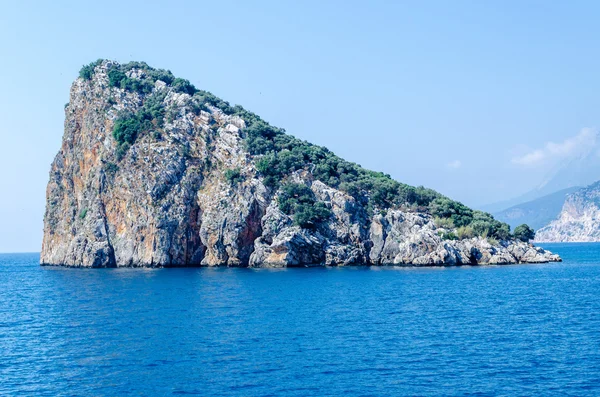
{"left": 1, "top": 243, "right": 600, "bottom": 396}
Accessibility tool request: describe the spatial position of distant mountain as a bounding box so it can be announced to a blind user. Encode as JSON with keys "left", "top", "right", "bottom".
{"left": 493, "top": 187, "right": 580, "bottom": 231}
{"left": 482, "top": 130, "right": 600, "bottom": 214}
{"left": 536, "top": 181, "right": 600, "bottom": 242}
{"left": 481, "top": 189, "right": 557, "bottom": 214}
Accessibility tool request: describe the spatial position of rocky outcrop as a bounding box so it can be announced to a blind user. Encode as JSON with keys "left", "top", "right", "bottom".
{"left": 41, "top": 60, "right": 560, "bottom": 267}
{"left": 248, "top": 195, "right": 560, "bottom": 267}
{"left": 535, "top": 181, "right": 600, "bottom": 242}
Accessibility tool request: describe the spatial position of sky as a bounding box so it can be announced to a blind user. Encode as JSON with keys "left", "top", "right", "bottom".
{"left": 1, "top": 0, "right": 600, "bottom": 252}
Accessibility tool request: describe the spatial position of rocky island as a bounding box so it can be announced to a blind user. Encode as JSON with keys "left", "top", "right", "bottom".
{"left": 41, "top": 60, "right": 560, "bottom": 267}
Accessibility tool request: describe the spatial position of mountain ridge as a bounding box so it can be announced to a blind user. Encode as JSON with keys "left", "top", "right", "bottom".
{"left": 482, "top": 130, "right": 600, "bottom": 214}
{"left": 493, "top": 187, "right": 580, "bottom": 231}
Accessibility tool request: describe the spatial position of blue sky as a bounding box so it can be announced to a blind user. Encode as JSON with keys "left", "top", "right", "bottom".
{"left": 1, "top": 0, "right": 600, "bottom": 252}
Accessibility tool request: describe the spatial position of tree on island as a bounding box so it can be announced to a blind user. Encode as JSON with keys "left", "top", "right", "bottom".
{"left": 513, "top": 224, "right": 535, "bottom": 242}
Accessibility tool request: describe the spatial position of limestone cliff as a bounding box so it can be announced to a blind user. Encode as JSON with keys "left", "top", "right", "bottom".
{"left": 41, "top": 60, "right": 560, "bottom": 267}
{"left": 536, "top": 181, "right": 600, "bottom": 242}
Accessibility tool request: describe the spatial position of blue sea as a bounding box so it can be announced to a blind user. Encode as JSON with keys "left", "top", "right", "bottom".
{"left": 1, "top": 243, "right": 600, "bottom": 396}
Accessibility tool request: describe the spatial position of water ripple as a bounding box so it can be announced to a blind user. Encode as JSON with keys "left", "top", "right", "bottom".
{"left": 1, "top": 244, "right": 599, "bottom": 396}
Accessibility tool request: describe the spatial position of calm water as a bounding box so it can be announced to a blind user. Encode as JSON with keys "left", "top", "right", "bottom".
{"left": 1, "top": 244, "right": 600, "bottom": 396}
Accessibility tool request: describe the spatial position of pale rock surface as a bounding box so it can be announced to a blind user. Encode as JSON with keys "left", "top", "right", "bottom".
{"left": 536, "top": 181, "right": 600, "bottom": 242}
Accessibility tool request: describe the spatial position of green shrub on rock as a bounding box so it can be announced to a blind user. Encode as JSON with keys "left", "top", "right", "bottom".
{"left": 115, "top": 142, "right": 131, "bottom": 161}
{"left": 278, "top": 183, "right": 331, "bottom": 228}
{"left": 471, "top": 211, "right": 511, "bottom": 240}
{"left": 429, "top": 197, "right": 473, "bottom": 228}
{"left": 224, "top": 168, "right": 243, "bottom": 185}
{"left": 104, "top": 162, "right": 119, "bottom": 175}
{"left": 434, "top": 217, "right": 455, "bottom": 229}
{"left": 513, "top": 224, "right": 535, "bottom": 242}
{"left": 108, "top": 68, "right": 127, "bottom": 87}
{"left": 111, "top": 90, "right": 168, "bottom": 160}
{"left": 150, "top": 69, "right": 175, "bottom": 85}
{"left": 108, "top": 67, "right": 154, "bottom": 94}
{"left": 456, "top": 225, "right": 475, "bottom": 239}
{"left": 79, "top": 59, "right": 103, "bottom": 80}
{"left": 441, "top": 231, "right": 458, "bottom": 240}
{"left": 113, "top": 116, "right": 142, "bottom": 146}
{"left": 293, "top": 202, "right": 331, "bottom": 229}
{"left": 171, "top": 78, "right": 197, "bottom": 95}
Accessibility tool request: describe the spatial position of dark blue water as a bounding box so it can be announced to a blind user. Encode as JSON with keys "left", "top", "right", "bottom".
{"left": 1, "top": 244, "right": 600, "bottom": 396}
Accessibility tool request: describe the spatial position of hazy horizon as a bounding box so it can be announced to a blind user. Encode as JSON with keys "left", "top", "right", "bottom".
{"left": 2, "top": 0, "right": 600, "bottom": 252}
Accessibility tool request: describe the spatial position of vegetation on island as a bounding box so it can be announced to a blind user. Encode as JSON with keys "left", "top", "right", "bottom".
{"left": 112, "top": 91, "right": 168, "bottom": 159}
{"left": 78, "top": 59, "right": 528, "bottom": 239}
{"left": 224, "top": 168, "right": 244, "bottom": 185}
{"left": 278, "top": 183, "right": 332, "bottom": 228}
{"left": 79, "top": 59, "right": 104, "bottom": 80}
{"left": 513, "top": 224, "right": 535, "bottom": 242}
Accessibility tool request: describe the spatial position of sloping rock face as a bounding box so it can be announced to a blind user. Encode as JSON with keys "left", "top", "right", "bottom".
{"left": 41, "top": 61, "right": 560, "bottom": 267}
{"left": 536, "top": 181, "right": 600, "bottom": 242}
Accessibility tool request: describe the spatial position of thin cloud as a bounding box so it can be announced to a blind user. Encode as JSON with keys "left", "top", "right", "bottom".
{"left": 446, "top": 160, "right": 461, "bottom": 169}
{"left": 512, "top": 128, "right": 598, "bottom": 166}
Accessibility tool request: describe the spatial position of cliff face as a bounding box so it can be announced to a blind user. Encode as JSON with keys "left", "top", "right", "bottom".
{"left": 41, "top": 61, "right": 560, "bottom": 267}
{"left": 535, "top": 182, "right": 600, "bottom": 242}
